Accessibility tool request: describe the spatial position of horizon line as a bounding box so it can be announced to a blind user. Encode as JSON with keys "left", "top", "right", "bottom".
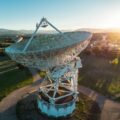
{"left": 1, "top": 27, "right": 120, "bottom": 31}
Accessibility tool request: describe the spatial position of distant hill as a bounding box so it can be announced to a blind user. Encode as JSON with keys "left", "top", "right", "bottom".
{"left": 1, "top": 28, "right": 120, "bottom": 37}
{"left": 0, "top": 29, "right": 24, "bottom": 36}
{"left": 0, "top": 28, "right": 71, "bottom": 37}
{"left": 76, "top": 28, "right": 120, "bottom": 33}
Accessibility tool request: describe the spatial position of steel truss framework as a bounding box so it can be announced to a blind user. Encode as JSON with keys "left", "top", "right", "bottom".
{"left": 39, "top": 57, "right": 82, "bottom": 104}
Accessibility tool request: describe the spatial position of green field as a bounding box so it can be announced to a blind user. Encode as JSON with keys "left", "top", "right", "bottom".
{"left": 79, "top": 53, "right": 120, "bottom": 101}
{"left": 0, "top": 57, "right": 33, "bottom": 101}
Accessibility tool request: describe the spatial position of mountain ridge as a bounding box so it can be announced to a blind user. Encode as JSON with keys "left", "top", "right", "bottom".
{"left": 0, "top": 28, "right": 120, "bottom": 36}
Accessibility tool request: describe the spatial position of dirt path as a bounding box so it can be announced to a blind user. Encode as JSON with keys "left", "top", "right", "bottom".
{"left": 0, "top": 69, "right": 41, "bottom": 120}
{"left": 79, "top": 85, "right": 120, "bottom": 120}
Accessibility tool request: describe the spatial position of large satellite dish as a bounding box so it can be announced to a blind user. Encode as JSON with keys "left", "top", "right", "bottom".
{"left": 5, "top": 18, "right": 92, "bottom": 117}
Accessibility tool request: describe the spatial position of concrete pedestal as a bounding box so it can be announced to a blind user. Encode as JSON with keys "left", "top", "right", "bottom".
{"left": 37, "top": 96, "right": 76, "bottom": 118}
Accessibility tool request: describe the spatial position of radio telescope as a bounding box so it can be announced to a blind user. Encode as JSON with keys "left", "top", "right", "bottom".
{"left": 5, "top": 18, "right": 92, "bottom": 118}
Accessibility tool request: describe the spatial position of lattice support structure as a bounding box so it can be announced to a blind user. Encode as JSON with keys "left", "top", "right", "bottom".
{"left": 37, "top": 57, "right": 82, "bottom": 117}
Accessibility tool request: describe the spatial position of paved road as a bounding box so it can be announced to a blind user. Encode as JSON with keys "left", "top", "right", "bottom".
{"left": 0, "top": 69, "right": 41, "bottom": 120}
{"left": 79, "top": 86, "right": 120, "bottom": 120}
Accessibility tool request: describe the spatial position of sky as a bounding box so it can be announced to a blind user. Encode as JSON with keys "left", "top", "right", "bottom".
{"left": 0, "top": 0, "right": 120, "bottom": 30}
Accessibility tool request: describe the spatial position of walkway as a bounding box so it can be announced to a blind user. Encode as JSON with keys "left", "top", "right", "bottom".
{"left": 79, "top": 85, "right": 120, "bottom": 120}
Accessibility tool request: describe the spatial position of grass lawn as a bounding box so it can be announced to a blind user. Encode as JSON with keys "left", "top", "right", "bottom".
{"left": 79, "top": 53, "right": 120, "bottom": 101}
{"left": 0, "top": 57, "right": 33, "bottom": 101}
